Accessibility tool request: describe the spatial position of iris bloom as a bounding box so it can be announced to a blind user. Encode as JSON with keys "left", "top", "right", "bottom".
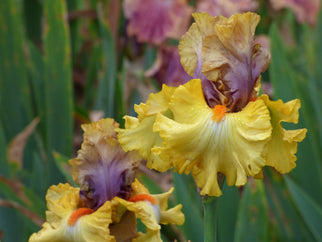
{"left": 123, "top": 0, "right": 192, "bottom": 44}
{"left": 270, "top": 0, "right": 320, "bottom": 26}
{"left": 118, "top": 12, "right": 307, "bottom": 196}
{"left": 30, "top": 118, "right": 184, "bottom": 241}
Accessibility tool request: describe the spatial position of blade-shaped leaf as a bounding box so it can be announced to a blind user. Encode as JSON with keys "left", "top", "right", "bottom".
{"left": 43, "top": 0, "right": 73, "bottom": 155}
{"left": 234, "top": 180, "right": 269, "bottom": 242}
{"left": 53, "top": 152, "right": 77, "bottom": 186}
{"left": 285, "top": 176, "right": 322, "bottom": 241}
{"left": 172, "top": 172, "right": 204, "bottom": 242}
{"left": 265, "top": 170, "right": 315, "bottom": 241}
{"left": 95, "top": 2, "right": 117, "bottom": 117}
{"left": 217, "top": 183, "right": 239, "bottom": 242}
{"left": 43, "top": 0, "right": 73, "bottom": 183}
{"left": 0, "top": 0, "right": 32, "bottom": 140}
{"left": 0, "top": 122, "right": 10, "bottom": 177}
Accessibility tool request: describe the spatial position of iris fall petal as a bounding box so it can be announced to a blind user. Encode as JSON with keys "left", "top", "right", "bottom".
{"left": 153, "top": 79, "right": 272, "bottom": 196}
{"left": 261, "top": 95, "right": 307, "bottom": 173}
{"left": 117, "top": 86, "right": 175, "bottom": 171}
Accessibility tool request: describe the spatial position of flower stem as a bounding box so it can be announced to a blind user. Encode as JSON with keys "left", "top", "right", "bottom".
{"left": 203, "top": 196, "right": 218, "bottom": 242}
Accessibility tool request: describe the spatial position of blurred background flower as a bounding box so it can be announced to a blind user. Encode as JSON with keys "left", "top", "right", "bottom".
{"left": 270, "top": 0, "right": 321, "bottom": 26}
{"left": 123, "top": 0, "right": 192, "bottom": 45}
{"left": 196, "top": 0, "right": 258, "bottom": 17}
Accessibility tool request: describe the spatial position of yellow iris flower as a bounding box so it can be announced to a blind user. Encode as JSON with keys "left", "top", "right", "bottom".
{"left": 30, "top": 118, "right": 184, "bottom": 241}
{"left": 117, "top": 12, "right": 307, "bottom": 196}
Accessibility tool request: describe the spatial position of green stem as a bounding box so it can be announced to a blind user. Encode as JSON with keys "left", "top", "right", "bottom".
{"left": 203, "top": 196, "right": 218, "bottom": 242}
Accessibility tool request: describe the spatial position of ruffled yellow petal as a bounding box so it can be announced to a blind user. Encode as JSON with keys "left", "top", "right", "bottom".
{"left": 29, "top": 183, "right": 114, "bottom": 242}
{"left": 260, "top": 95, "right": 307, "bottom": 173}
{"left": 154, "top": 79, "right": 272, "bottom": 196}
{"left": 117, "top": 116, "right": 170, "bottom": 171}
{"left": 153, "top": 187, "right": 185, "bottom": 226}
{"left": 117, "top": 85, "right": 175, "bottom": 172}
{"left": 134, "top": 85, "right": 176, "bottom": 119}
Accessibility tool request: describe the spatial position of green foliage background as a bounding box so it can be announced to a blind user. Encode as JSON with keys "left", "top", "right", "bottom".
{"left": 0, "top": 0, "right": 321, "bottom": 241}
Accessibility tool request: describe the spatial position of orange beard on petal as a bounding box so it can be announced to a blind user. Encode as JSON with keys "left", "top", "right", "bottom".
{"left": 212, "top": 105, "right": 228, "bottom": 122}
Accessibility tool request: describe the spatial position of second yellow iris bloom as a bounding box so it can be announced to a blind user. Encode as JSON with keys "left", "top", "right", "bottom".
{"left": 118, "top": 12, "right": 307, "bottom": 197}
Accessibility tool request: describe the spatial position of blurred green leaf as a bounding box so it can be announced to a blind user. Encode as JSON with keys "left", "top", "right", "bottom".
{"left": 114, "top": 59, "right": 126, "bottom": 126}
{"left": 234, "top": 180, "right": 269, "bottom": 242}
{"left": 285, "top": 176, "right": 322, "bottom": 241}
{"left": 172, "top": 172, "right": 204, "bottom": 242}
{"left": 0, "top": 122, "right": 10, "bottom": 177}
{"left": 300, "top": 20, "right": 322, "bottom": 153}
{"left": 43, "top": 0, "right": 73, "bottom": 183}
{"left": 0, "top": 205, "right": 25, "bottom": 241}
{"left": 30, "top": 153, "right": 47, "bottom": 199}
{"left": 96, "top": 2, "right": 117, "bottom": 117}
{"left": 269, "top": 23, "right": 322, "bottom": 204}
{"left": 0, "top": 0, "right": 32, "bottom": 140}
{"left": 67, "top": 0, "right": 84, "bottom": 60}
{"left": 27, "top": 41, "right": 45, "bottom": 136}
{"left": 217, "top": 183, "right": 239, "bottom": 242}
{"left": 23, "top": 0, "right": 42, "bottom": 43}
{"left": 137, "top": 173, "right": 164, "bottom": 195}
{"left": 84, "top": 44, "right": 101, "bottom": 109}
{"left": 43, "top": 0, "right": 73, "bottom": 155}
{"left": 53, "top": 152, "right": 77, "bottom": 186}
{"left": 265, "top": 170, "right": 315, "bottom": 241}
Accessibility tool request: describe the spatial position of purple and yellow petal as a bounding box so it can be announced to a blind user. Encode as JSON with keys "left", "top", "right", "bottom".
{"left": 201, "top": 12, "right": 270, "bottom": 111}
{"left": 179, "top": 12, "right": 223, "bottom": 77}
{"left": 70, "top": 118, "right": 141, "bottom": 210}
{"left": 260, "top": 95, "right": 307, "bottom": 173}
{"left": 179, "top": 12, "right": 270, "bottom": 111}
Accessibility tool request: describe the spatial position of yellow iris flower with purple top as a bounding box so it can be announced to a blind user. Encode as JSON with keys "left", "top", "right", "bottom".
{"left": 117, "top": 12, "right": 307, "bottom": 196}
{"left": 29, "top": 118, "right": 184, "bottom": 242}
